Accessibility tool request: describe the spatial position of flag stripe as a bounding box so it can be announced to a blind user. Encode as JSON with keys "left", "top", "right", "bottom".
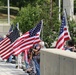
{"left": 13, "top": 33, "right": 40, "bottom": 56}
{"left": 2, "top": 49, "right": 13, "bottom": 59}
{"left": 12, "top": 21, "right": 42, "bottom": 56}
{"left": 0, "top": 37, "right": 7, "bottom": 45}
{"left": 0, "top": 38, "right": 11, "bottom": 55}
{"left": 0, "top": 42, "right": 14, "bottom": 59}
{"left": 0, "top": 26, "right": 20, "bottom": 59}
{"left": 0, "top": 44, "right": 13, "bottom": 56}
{"left": 0, "top": 37, "right": 10, "bottom": 47}
{"left": 55, "top": 10, "right": 71, "bottom": 49}
{"left": 14, "top": 44, "right": 33, "bottom": 56}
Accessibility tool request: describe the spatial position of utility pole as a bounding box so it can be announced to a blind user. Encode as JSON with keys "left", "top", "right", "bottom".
{"left": 7, "top": 0, "right": 10, "bottom": 25}
{"left": 59, "top": 0, "right": 61, "bottom": 21}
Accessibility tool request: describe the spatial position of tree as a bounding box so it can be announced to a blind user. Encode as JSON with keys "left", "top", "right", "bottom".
{"left": 0, "top": 1, "right": 4, "bottom": 6}
{"left": 10, "top": 0, "right": 26, "bottom": 10}
{"left": 14, "top": 4, "right": 42, "bottom": 33}
{"left": 69, "top": 20, "right": 76, "bottom": 43}
{"left": 13, "top": 0, "right": 60, "bottom": 47}
{"left": 0, "top": 0, "right": 6, "bottom": 6}
{"left": 10, "top": 0, "right": 44, "bottom": 10}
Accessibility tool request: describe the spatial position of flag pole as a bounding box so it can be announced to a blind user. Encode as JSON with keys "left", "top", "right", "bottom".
{"left": 64, "top": 9, "right": 72, "bottom": 40}
{"left": 7, "top": 0, "right": 10, "bottom": 25}
{"left": 16, "top": 23, "right": 20, "bottom": 69}
{"left": 17, "top": 23, "right": 20, "bottom": 31}
{"left": 16, "top": 23, "right": 22, "bottom": 69}
{"left": 41, "top": 20, "right": 43, "bottom": 40}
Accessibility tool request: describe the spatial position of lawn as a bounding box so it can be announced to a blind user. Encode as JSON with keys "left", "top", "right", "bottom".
{"left": 0, "top": 6, "right": 19, "bottom": 24}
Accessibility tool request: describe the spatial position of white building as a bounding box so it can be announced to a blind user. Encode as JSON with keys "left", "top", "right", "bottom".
{"left": 63, "top": 0, "right": 74, "bottom": 20}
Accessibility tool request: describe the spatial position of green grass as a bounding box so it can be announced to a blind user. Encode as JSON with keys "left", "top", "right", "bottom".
{"left": 0, "top": 6, "right": 19, "bottom": 24}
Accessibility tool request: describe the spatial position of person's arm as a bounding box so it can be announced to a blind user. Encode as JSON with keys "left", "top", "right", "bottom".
{"left": 73, "top": 47, "right": 76, "bottom": 52}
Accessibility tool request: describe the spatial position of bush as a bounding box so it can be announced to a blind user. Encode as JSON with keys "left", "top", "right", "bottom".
{"left": 13, "top": 2, "right": 60, "bottom": 47}
{"left": 14, "top": 4, "right": 42, "bottom": 33}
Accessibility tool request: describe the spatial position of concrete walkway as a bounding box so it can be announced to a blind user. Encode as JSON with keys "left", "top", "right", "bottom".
{"left": 0, "top": 58, "right": 28, "bottom": 75}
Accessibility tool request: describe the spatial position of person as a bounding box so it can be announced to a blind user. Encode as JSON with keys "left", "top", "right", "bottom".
{"left": 6, "top": 55, "right": 13, "bottom": 63}
{"left": 33, "top": 44, "right": 41, "bottom": 64}
{"left": 0, "top": 35, "right": 3, "bottom": 41}
{"left": 25, "top": 48, "right": 37, "bottom": 75}
{"left": 33, "top": 46, "right": 40, "bottom": 75}
{"left": 15, "top": 53, "right": 23, "bottom": 69}
{"left": 24, "top": 41, "right": 45, "bottom": 75}
{"left": 65, "top": 40, "right": 74, "bottom": 52}
{"left": 72, "top": 42, "right": 76, "bottom": 52}
{"left": 24, "top": 43, "right": 41, "bottom": 75}
{"left": 45, "top": 42, "right": 49, "bottom": 48}
{"left": 73, "top": 46, "right": 76, "bottom": 52}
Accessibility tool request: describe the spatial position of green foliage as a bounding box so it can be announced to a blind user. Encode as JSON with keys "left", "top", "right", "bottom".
{"left": 13, "top": 1, "right": 60, "bottom": 47}
{"left": 10, "top": 0, "right": 26, "bottom": 10}
{"left": 0, "top": 0, "right": 7, "bottom": 6}
{"left": 14, "top": 4, "right": 42, "bottom": 33}
{"left": 69, "top": 20, "right": 76, "bottom": 43}
{"left": 0, "top": 1, "right": 4, "bottom": 6}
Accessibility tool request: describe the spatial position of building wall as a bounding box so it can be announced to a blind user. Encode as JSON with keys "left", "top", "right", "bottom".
{"left": 0, "top": 24, "right": 10, "bottom": 37}
{"left": 63, "top": 0, "right": 74, "bottom": 20}
{"left": 40, "top": 49, "right": 76, "bottom": 75}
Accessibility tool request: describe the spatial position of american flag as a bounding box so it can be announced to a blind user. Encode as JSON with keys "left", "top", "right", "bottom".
{"left": 55, "top": 10, "right": 71, "bottom": 49}
{"left": 8, "top": 24, "right": 14, "bottom": 32}
{"left": 12, "top": 20, "right": 43, "bottom": 56}
{"left": 24, "top": 50, "right": 29, "bottom": 68}
{"left": 0, "top": 26, "right": 20, "bottom": 59}
{"left": 0, "top": 25, "right": 13, "bottom": 46}
{"left": 0, "top": 25, "right": 13, "bottom": 59}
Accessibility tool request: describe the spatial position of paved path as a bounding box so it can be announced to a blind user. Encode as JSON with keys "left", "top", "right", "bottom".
{"left": 0, "top": 58, "right": 28, "bottom": 75}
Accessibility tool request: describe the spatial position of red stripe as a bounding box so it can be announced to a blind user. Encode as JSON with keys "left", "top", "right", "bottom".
{"left": 0, "top": 37, "right": 7, "bottom": 45}
{"left": 0, "top": 37, "right": 10, "bottom": 47}
{"left": 0, "top": 43, "right": 14, "bottom": 59}
{"left": 0, "top": 42, "right": 10, "bottom": 51}
{"left": 57, "top": 40, "right": 65, "bottom": 49}
{"left": 0, "top": 41, "right": 11, "bottom": 54}
{"left": 0, "top": 37, "right": 14, "bottom": 59}
{"left": 12, "top": 32, "right": 40, "bottom": 56}
{"left": 56, "top": 30, "right": 71, "bottom": 49}
{"left": 56, "top": 34, "right": 64, "bottom": 47}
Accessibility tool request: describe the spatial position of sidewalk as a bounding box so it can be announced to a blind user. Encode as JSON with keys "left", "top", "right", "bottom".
{"left": 0, "top": 58, "right": 28, "bottom": 75}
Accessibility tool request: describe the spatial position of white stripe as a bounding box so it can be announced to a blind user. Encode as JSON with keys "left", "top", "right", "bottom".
{"left": 13, "top": 39, "right": 34, "bottom": 52}
{"left": 0, "top": 38, "right": 7, "bottom": 44}
{"left": 0, "top": 38, "right": 10, "bottom": 47}
{"left": 0, "top": 42, "right": 11, "bottom": 53}
{"left": 56, "top": 38, "right": 64, "bottom": 48}
{"left": 14, "top": 39, "right": 40, "bottom": 55}
{"left": 14, "top": 44, "right": 33, "bottom": 55}
{"left": 13, "top": 35, "right": 40, "bottom": 52}
{"left": 0, "top": 42, "right": 10, "bottom": 50}
{"left": 0, "top": 45, "right": 12, "bottom": 56}
{"left": 2, "top": 50, "right": 13, "bottom": 59}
